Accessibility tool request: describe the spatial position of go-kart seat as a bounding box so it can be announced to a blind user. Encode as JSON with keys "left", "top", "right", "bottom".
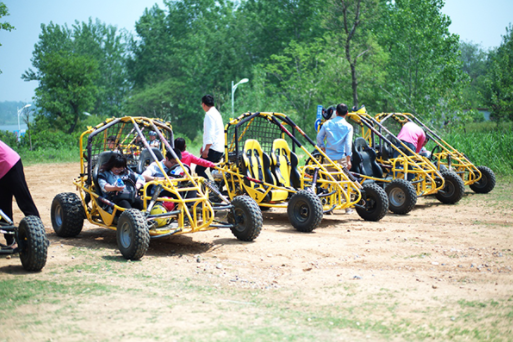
{"left": 242, "top": 139, "right": 288, "bottom": 202}
{"left": 381, "top": 134, "right": 397, "bottom": 160}
{"left": 271, "top": 139, "right": 301, "bottom": 189}
{"left": 351, "top": 137, "right": 383, "bottom": 179}
{"left": 136, "top": 148, "right": 164, "bottom": 174}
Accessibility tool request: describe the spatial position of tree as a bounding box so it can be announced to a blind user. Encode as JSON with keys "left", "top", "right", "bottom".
{"left": 459, "top": 41, "right": 488, "bottom": 108}
{"left": 127, "top": 0, "right": 253, "bottom": 138}
{"left": 23, "top": 19, "right": 128, "bottom": 124}
{"left": 264, "top": 40, "right": 329, "bottom": 130}
{"left": 0, "top": 2, "right": 15, "bottom": 74}
{"left": 378, "top": 0, "right": 464, "bottom": 117}
{"left": 30, "top": 52, "right": 99, "bottom": 134}
{"left": 484, "top": 24, "right": 513, "bottom": 128}
{"left": 325, "top": 0, "right": 387, "bottom": 109}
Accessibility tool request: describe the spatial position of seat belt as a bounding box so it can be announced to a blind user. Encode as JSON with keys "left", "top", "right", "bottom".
{"left": 254, "top": 149, "right": 264, "bottom": 181}
{"left": 273, "top": 150, "right": 286, "bottom": 186}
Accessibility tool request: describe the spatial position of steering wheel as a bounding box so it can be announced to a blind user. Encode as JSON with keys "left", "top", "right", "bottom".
{"left": 430, "top": 145, "right": 442, "bottom": 161}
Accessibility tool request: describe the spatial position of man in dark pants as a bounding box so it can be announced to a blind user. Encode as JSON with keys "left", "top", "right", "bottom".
{"left": 197, "top": 94, "right": 224, "bottom": 179}
{"left": 0, "top": 140, "right": 40, "bottom": 246}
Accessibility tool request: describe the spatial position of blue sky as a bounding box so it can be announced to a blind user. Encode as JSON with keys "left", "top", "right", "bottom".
{"left": 0, "top": 0, "right": 512, "bottom": 103}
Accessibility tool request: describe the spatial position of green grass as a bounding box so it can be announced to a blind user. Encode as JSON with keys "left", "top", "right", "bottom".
{"left": 436, "top": 125, "right": 513, "bottom": 175}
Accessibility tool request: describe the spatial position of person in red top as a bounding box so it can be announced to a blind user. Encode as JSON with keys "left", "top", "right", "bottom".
{"left": 0, "top": 140, "right": 40, "bottom": 247}
{"left": 174, "top": 138, "right": 216, "bottom": 172}
{"left": 395, "top": 121, "right": 426, "bottom": 156}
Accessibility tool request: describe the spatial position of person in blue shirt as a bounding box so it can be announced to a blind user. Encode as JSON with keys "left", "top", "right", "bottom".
{"left": 316, "top": 103, "right": 353, "bottom": 170}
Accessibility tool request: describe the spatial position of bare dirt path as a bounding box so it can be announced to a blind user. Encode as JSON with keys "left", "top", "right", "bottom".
{"left": 1, "top": 163, "right": 512, "bottom": 341}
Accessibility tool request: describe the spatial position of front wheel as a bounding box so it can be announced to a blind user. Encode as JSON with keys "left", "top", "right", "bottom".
{"left": 17, "top": 216, "right": 48, "bottom": 272}
{"left": 470, "top": 166, "right": 496, "bottom": 194}
{"left": 435, "top": 171, "right": 465, "bottom": 204}
{"left": 356, "top": 183, "right": 389, "bottom": 221}
{"left": 385, "top": 179, "right": 417, "bottom": 215}
{"left": 51, "top": 193, "right": 84, "bottom": 237}
{"left": 117, "top": 209, "right": 150, "bottom": 260}
{"left": 287, "top": 190, "right": 323, "bottom": 232}
{"left": 228, "top": 196, "right": 263, "bottom": 241}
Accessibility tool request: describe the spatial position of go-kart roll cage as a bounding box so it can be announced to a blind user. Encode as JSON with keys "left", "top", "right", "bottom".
{"left": 374, "top": 112, "right": 483, "bottom": 186}
{"left": 220, "top": 112, "right": 362, "bottom": 211}
{"left": 76, "top": 117, "right": 233, "bottom": 237}
{"left": 345, "top": 110, "right": 444, "bottom": 196}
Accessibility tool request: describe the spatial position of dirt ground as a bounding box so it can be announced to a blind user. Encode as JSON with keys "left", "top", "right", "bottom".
{"left": 1, "top": 163, "right": 512, "bottom": 341}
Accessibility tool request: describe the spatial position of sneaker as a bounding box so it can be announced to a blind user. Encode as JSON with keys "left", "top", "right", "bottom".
{"left": 345, "top": 208, "right": 354, "bottom": 214}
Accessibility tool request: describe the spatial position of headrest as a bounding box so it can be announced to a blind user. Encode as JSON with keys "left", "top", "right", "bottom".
{"left": 354, "top": 137, "right": 369, "bottom": 152}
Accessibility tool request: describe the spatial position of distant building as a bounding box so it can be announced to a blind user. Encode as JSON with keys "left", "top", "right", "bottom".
{"left": 477, "top": 108, "right": 491, "bottom": 121}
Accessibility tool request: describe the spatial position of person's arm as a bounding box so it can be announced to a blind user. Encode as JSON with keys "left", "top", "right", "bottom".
{"left": 189, "top": 153, "right": 216, "bottom": 168}
{"left": 416, "top": 132, "right": 426, "bottom": 153}
{"left": 98, "top": 174, "right": 124, "bottom": 193}
{"left": 345, "top": 125, "right": 353, "bottom": 170}
{"left": 141, "top": 164, "right": 160, "bottom": 182}
{"left": 202, "top": 144, "right": 212, "bottom": 158}
{"left": 316, "top": 125, "right": 327, "bottom": 151}
{"left": 132, "top": 171, "right": 146, "bottom": 190}
{"left": 203, "top": 113, "right": 215, "bottom": 156}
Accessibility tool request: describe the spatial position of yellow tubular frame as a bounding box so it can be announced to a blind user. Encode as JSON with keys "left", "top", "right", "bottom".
{"left": 374, "top": 112, "right": 482, "bottom": 186}
{"left": 343, "top": 111, "right": 444, "bottom": 197}
{"left": 75, "top": 116, "right": 218, "bottom": 237}
{"left": 216, "top": 112, "right": 361, "bottom": 212}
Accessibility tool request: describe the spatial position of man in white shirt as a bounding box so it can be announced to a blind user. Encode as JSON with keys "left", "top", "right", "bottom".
{"left": 197, "top": 94, "right": 224, "bottom": 179}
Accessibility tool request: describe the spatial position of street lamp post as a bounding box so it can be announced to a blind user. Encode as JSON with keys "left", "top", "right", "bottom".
{"left": 17, "top": 104, "right": 31, "bottom": 142}
{"left": 231, "top": 78, "right": 249, "bottom": 116}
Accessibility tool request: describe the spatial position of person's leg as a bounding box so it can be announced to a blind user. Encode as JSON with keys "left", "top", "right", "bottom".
{"left": 116, "top": 199, "right": 133, "bottom": 209}
{"left": 9, "top": 160, "right": 40, "bottom": 217}
{"left": 0, "top": 175, "right": 15, "bottom": 245}
{"left": 196, "top": 150, "right": 223, "bottom": 179}
{"left": 131, "top": 198, "right": 144, "bottom": 210}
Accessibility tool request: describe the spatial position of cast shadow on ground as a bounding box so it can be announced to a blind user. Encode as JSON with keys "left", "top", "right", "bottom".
{"left": 0, "top": 263, "right": 34, "bottom": 275}
{"left": 48, "top": 225, "right": 231, "bottom": 261}
{"left": 409, "top": 190, "right": 475, "bottom": 211}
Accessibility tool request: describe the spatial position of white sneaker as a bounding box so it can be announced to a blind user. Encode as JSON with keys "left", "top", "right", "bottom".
{"left": 345, "top": 208, "right": 354, "bottom": 214}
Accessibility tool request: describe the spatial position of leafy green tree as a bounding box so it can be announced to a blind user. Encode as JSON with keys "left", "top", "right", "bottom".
{"left": 484, "top": 24, "right": 513, "bottom": 128}
{"left": 0, "top": 2, "right": 15, "bottom": 74}
{"left": 23, "top": 19, "right": 128, "bottom": 125}
{"left": 238, "top": 0, "right": 325, "bottom": 63}
{"left": 459, "top": 41, "right": 488, "bottom": 108}
{"left": 264, "top": 39, "right": 328, "bottom": 129}
{"left": 378, "top": 0, "right": 464, "bottom": 117}
{"left": 324, "top": 0, "right": 388, "bottom": 109}
{"left": 127, "top": 0, "right": 253, "bottom": 138}
{"left": 30, "top": 52, "right": 99, "bottom": 134}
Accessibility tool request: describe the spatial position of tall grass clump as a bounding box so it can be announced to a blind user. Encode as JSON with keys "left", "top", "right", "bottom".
{"left": 442, "top": 129, "right": 513, "bottom": 175}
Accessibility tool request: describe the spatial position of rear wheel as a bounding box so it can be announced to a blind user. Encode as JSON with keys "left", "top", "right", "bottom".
{"left": 356, "top": 183, "right": 389, "bottom": 221}
{"left": 228, "top": 196, "right": 263, "bottom": 241}
{"left": 51, "top": 193, "right": 84, "bottom": 237}
{"left": 18, "top": 216, "right": 48, "bottom": 272}
{"left": 287, "top": 190, "right": 323, "bottom": 232}
{"left": 117, "top": 209, "right": 150, "bottom": 260}
{"left": 436, "top": 171, "right": 465, "bottom": 204}
{"left": 470, "top": 166, "right": 496, "bottom": 194}
{"left": 385, "top": 179, "right": 417, "bottom": 215}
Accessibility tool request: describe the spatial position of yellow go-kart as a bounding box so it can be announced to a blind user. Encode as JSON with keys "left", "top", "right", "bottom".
{"left": 374, "top": 112, "right": 496, "bottom": 194}
{"left": 211, "top": 112, "right": 388, "bottom": 233}
{"left": 317, "top": 105, "right": 463, "bottom": 214}
{"left": 50, "top": 116, "right": 262, "bottom": 260}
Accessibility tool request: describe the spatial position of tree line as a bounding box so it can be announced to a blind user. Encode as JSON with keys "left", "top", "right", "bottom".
{"left": 1, "top": 0, "right": 512, "bottom": 148}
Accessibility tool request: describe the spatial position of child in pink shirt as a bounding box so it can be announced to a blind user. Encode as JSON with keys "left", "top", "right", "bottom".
{"left": 174, "top": 138, "right": 216, "bottom": 170}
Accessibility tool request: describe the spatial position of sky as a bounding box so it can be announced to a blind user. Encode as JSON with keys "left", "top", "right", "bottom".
{"left": 0, "top": 0, "right": 512, "bottom": 103}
